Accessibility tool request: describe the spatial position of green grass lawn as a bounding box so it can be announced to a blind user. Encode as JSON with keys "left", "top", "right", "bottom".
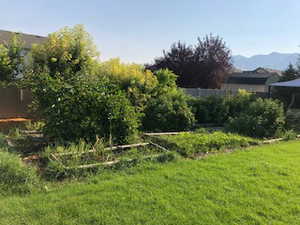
{"left": 1, "top": 141, "right": 300, "bottom": 225}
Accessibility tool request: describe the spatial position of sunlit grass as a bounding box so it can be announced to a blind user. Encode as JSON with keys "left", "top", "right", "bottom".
{"left": 1, "top": 141, "right": 300, "bottom": 225}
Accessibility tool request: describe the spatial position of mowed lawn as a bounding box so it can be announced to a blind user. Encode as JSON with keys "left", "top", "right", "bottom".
{"left": 1, "top": 141, "right": 300, "bottom": 225}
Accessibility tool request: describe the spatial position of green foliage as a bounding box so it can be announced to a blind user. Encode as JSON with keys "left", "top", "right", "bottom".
{"left": 0, "top": 133, "right": 8, "bottom": 149}
{"left": 189, "top": 95, "right": 229, "bottom": 124}
{"left": 0, "top": 150, "right": 38, "bottom": 194}
{"left": 190, "top": 91, "right": 286, "bottom": 138}
{"left": 97, "top": 66, "right": 195, "bottom": 132}
{"left": 0, "top": 34, "right": 24, "bottom": 82}
{"left": 43, "top": 138, "right": 177, "bottom": 180}
{"left": 142, "top": 90, "right": 195, "bottom": 131}
{"left": 98, "top": 58, "right": 157, "bottom": 88}
{"left": 226, "top": 98, "right": 285, "bottom": 138}
{"left": 31, "top": 73, "right": 140, "bottom": 144}
{"left": 25, "top": 121, "right": 45, "bottom": 131}
{"left": 286, "top": 109, "right": 300, "bottom": 132}
{"left": 43, "top": 139, "right": 106, "bottom": 180}
{"left": 160, "top": 131, "right": 259, "bottom": 157}
{"left": 29, "top": 25, "right": 99, "bottom": 79}
{"left": 142, "top": 69, "right": 195, "bottom": 131}
{"left": 281, "top": 64, "right": 299, "bottom": 81}
{"left": 280, "top": 129, "right": 297, "bottom": 141}
{"left": 97, "top": 58, "right": 157, "bottom": 112}
{"left": 190, "top": 90, "right": 256, "bottom": 125}
{"left": 226, "top": 89, "right": 256, "bottom": 118}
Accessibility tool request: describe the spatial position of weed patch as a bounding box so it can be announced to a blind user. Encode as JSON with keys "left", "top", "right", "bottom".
{"left": 158, "top": 131, "right": 259, "bottom": 157}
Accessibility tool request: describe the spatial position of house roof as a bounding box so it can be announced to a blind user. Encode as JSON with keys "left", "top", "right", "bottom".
{"left": 269, "top": 78, "right": 300, "bottom": 87}
{"left": 225, "top": 67, "right": 281, "bottom": 85}
{"left": 0, "top": 30, "right": 47, "bottom": 49}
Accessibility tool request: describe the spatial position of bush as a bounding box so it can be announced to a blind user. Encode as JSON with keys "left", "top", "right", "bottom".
{"left": 286, "top": 109, "right": 300, "bottom": 133}
{"left": 0, "top": 150, "right": 38, "bottom": 194}
{"left": 98, "top": 58, "right": 157, "bottom": 89}
{"left": 98, "top": 66, "right": 195, "bottom": 132}
{"left": 97, "top": 58, "right": 158, "bottom": 113}
{"left": 31, "top": 74, "right": 140, "bottom": 144}
{"left": 189, "top": 95, "right": 229, "bottom": 125}
{"left": 280, "top": 130, "right": 297, "bottom": 141}
{"left": 225, "top": 98, "right": 285, "bottom": 138}
{"left": 29, "top": 25, "right": 99, "bottom": 78}
{"left": 160, "top": 131, "right": 259, "bottom": 157}
{"left": 0, "top": 133, "right": 8, "bottom": 148}
{"left": 142, "top": 70, "right": 195, "bottom": 131}
{"left": 189, "top": 90, "right": 256, "bottom": 125}
{"left": 226, "top": 89, "right": 257, "bottom": 118}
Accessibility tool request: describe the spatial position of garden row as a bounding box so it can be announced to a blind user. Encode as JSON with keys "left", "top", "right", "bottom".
{"left": 1, "top": 125, "right": 299, "bottom": 195}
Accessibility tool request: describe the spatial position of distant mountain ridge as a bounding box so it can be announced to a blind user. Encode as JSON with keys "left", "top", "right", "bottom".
{"left": 232, "top": 52, "right": 299, "bottom": 71}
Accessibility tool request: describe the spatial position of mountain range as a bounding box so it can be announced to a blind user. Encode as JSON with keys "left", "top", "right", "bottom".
{"left": 232, "top": 52, "right": 299, "bottom": 71}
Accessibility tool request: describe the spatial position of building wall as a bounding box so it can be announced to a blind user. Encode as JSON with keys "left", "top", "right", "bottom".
{"left": 221, "top": 83, "right": 268, "bottom": 92}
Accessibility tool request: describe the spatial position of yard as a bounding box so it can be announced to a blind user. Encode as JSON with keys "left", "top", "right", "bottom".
{"left": 0, "top": 25, "right": 299, "bottom": 225}
{"left": 1, "top": 141, "right": 300, "bottom": 225}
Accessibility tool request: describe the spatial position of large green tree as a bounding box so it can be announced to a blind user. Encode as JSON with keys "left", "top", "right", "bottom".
{"left": 29, "top": 25, "right": 99, "bottom": 79}
{"left": 0, "top": 34, "right": 24, "bottom": 82}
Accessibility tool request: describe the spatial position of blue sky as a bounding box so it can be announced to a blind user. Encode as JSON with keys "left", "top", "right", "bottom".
{"left": 1, "top": 0, "right": 300, "bottom": 63}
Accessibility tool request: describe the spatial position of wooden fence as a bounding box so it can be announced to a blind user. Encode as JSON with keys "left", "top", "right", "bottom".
{"left": 182, "top": 88, "right": 239, "bottom": 97}
{"left": 0, "top": 87, "right": 32, "bottom": 118}
{"left": 182, "top": 88, "right": 268, "bottom": 98}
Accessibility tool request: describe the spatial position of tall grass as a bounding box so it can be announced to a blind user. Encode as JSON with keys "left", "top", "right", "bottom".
{"left": 0, "top": 149, "right": 39, "bottom": 195}
{"left": 160, "top": 131, "right": 259, "bottom": 157}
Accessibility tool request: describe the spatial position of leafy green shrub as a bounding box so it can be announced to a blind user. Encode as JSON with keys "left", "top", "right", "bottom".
{"left": 0, "top": 133, "right": 8, "bottom": 148}
{"left": 278, "top": 130, "right": 297, "bottom": 141}
{"left": 98, "top": 58, "right": 157, "bottom": 89}
{"left": 286, "top": 109, "right": 300, "bottom": 133}
{"left": 154, "top": 152, "right": 179, "bottom": 163}
{"left": 160, "top": 131, "right": 259, "bottom": 157}
{"left": 189, "top": 90, "right": 256, "bottom": 125}
{"left": 226, "top": 98, "right": 285, "bottom": 138}
{"left": 97, "top": 58, "right": 158, "bottom": 114}
{"left": 142, "top": 70, "right": 195, "bottom": 131}
{"left": 0, "top": 150, "right": 38, "bottom": 194}
{"left": 226, "top": 89, "right": 257, "bottom": 118}
{"left": 31, "top": 74, "right": 140, "bottom": 144}
{"left": 99, "top": 67, "right": 195, "bottom": 132}
{"left": 25, "top": 121, "right": 45, "bottom": 131}
{"left": 29, "top": 25, "right": 99, "bottom": 78}
{"left": 189, "top": 95, "right": 229, "bottom": 125}
{"left": 194, "top": 128, "right": 209, "bottom": 134}
{"left": 142, "top": 90, "right": 195, "bottom": 131}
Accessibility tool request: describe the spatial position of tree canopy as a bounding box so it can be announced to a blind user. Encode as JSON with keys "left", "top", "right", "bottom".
{"left": 29, "top": 25, "right": 99, "bottom": 79}
{"left": 0, "top": 34, "right": 24, "bottom": 82}
{"left": 146, "top": 35, "right": 232, "bottom": 88}
{"left": 280, "top": 64, "right": 299, "bottom": 82}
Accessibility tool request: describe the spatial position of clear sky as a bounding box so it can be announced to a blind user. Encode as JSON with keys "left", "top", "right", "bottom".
{"left": 1, "top": 0, "right": 300, "bottom": 63}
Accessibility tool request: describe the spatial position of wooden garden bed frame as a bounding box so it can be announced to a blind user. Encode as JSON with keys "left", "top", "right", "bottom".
{"left": 21, "top": 131, "right": 300, "bottom": 170}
